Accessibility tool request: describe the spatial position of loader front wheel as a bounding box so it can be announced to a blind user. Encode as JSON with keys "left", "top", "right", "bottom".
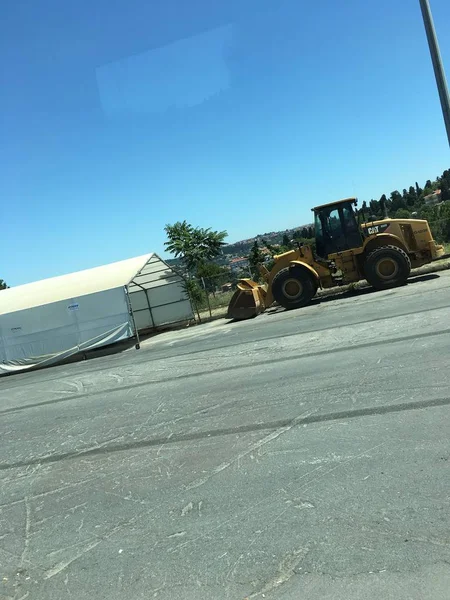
{"left": 364, "top": 245, "right": 411, "bottom": 290}
{"left": 272, "top": 267, "right": 316, "bottom": 310}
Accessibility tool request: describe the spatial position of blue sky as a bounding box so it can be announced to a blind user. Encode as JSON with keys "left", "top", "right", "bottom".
{"left": 1, "top": 0, "right": 450, "bottom": 286}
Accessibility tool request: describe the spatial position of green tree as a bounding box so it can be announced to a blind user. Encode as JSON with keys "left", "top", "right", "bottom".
{"left": 441, "top": 169, "right": 450, "bottom": 192}
{"left": 196, "top": 261, "right": 227, "bottom": 280}
{"left": 248, "top": 240, "right": 265, "bottom": 277}
{"left": 164, "top": 221, "right": 227, "bottom": 273}
{"left": 369, "top": 199, "right": 381, "bottom": 217}
{"left": 394, "top": 208, "right": 411, "bottom": 219}
{"left": 261, "top": 238, "right": 279, "bottom": 256}
{"left": 438, "top": 202, "right": 450, "bottom": 241}
{"left": 183, "top": 279, "right": 204, "bottom": 321}
{"left": 438, "top": 170, "right": 450, "bottom": 201}
{"left": 418, "top": 204, "right": 441, "bottom": 239}
{"left": 423, "top": 179, "right": 437, "bottom": 198}
{"left": 282, "top": 233, "right": 291, "bottom": 247}
{"left": 440, "top": 179, "right": 450, "bottom": 202}
{"left": 390, "top": 190, "right": 406, "bottom": 212}
{"left": 407, "top": 186, "right": 417, "bottom": 207}
{"left": 379, "top": 194, "right": 390, "bottom": 217}
{"left": 196, "top": 262, "right": 229, "bottom": 296}
{"left": 300, "top": 227, "right": 309, "bottom": 238}
{"left": 164, "top": 221, "right": 227, "bottom": 320}
{"left": 0, "top": 279, "right": 7, "bottom": 290}
{"left": 359, "top": 200, "right": 368, "bottom": 220}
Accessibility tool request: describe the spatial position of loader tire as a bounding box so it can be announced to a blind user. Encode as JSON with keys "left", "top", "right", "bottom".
{"left": 272, "top": 267, "right": 316, "bottom": 310}
{"left": 364, "top": 245, "right": 411, "bottom": 290}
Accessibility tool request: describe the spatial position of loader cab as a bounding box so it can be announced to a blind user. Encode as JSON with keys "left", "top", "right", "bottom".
{"left": 313, "top": 198, "right": 363, "bottom": 258}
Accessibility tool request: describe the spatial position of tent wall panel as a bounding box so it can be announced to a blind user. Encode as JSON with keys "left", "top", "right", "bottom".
{"left": 128, "top": 257, "right": 193, "bottom": 330}
{"left": 151, "top": 302, "right": 194, "bottom": 327}
{"left": 132, "top": 309, "right": 153, "bottom": 331}
{"left": 0, "top": 288, "right": 132, "bottom": 373}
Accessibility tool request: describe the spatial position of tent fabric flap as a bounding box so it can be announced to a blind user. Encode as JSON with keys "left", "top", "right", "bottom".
{"left": 0, "top": 288, "right": 133, "bottom": 375}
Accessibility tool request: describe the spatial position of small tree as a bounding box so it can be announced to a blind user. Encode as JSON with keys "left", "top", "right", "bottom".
{"left": 0, "top": 279, "right": 7, "bottom": 290}
{"left": 262, "top": 238, "right": 279, "bottom": 257}
{"left": 369, "top": 199, "right": 380, "bottom": 217}
{"left": 407, "top": 186, "right": 417, "bottom": 207}
{"left": 196, "top": 262, "right": 229, "bottom": 296}
{"left": 439, "top": 202, "right": 450, "bottom": 241}
{"left": 390, "top": 190, "right": 406, "bottom": 212}
{"left": 281, "top": 233, "right": 291, "bottom": 248}
{"left": 248, "top": 241, "right": 266, "bottom": 280}
{"left": 164, "top": 221, "right": 227, "bottom": 320}
{"left": 184, "top": 279, "right": 204, "bottom": 321}
{"left": 299, "top": 227, "right": 309, "bottom": 238}
{"left": 360, "top": 200, "right": 368, "bottom": 220}
{"left": 440, "top": 179, "right": 450, "bottom": 202}
{"left": 379, "top": 194, "right": 388, "bottom": 217}
{"left": 164, "top": 221, "right": 227, "bottom": 273}
{"left": 394, "top": 208, "right": 411, "bottom": 219}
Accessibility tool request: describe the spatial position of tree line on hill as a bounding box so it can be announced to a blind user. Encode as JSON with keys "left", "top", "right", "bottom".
{"left": 358, "top": 168, "right": 450, "bottom": 244}
{"left": 359, "top": 168, "right": 449, "bottom": 218}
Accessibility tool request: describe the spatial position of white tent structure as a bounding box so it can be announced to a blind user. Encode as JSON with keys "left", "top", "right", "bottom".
{"left": 0, "top": 254, "right": 193, "bottom": 374}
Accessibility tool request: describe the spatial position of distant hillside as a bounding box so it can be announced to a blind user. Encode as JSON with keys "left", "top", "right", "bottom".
{"left": 223, "top": 224, "right": 313, "bottom": 256}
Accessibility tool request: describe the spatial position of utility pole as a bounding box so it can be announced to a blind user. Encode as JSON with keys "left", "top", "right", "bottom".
{"left": 419, "top": 0, "right": 450, "bottom": 146}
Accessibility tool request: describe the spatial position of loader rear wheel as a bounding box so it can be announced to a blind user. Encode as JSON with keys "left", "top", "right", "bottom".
{"left": 364, "top": 245, "right": 411, "bottom": 290}
{"left": 272, "top": 267, "right": 316, "bottom": 310}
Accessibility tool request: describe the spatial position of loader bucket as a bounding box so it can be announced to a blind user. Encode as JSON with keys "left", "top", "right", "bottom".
{"left": 227, "top": 279, "right": 267, "bottom": 320}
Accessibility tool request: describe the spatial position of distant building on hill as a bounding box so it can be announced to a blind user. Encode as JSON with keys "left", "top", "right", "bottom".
{"left": 424, "top": 189, "right": 442, "bottom": 206}
{"left": 230, "top": 257, "right": 250, "bottom": 272}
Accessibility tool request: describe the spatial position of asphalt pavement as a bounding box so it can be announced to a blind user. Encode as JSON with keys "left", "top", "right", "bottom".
{"left": 1, "top": 271, "right": 450, "bottom": 600}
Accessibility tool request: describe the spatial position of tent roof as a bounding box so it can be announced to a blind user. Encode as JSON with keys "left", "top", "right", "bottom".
{"left": 0, "top": 254, "right": 154, "bottom": 316}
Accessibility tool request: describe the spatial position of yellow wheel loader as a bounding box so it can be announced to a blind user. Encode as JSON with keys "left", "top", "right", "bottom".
{"left": 227, "top": 197, "right": 447, "bottom": 320}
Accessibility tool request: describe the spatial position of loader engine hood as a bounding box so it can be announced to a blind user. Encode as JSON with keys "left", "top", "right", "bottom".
{"left": 360, "top": 221, "right": 391, "bottom": 237}
{"left": 361, "top": 218, "right": 431, "bottom": 239}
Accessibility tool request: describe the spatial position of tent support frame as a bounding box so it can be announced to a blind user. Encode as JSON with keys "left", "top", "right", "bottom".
{"left": 125, "top": 286, "right": 140, "bottom": 350}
